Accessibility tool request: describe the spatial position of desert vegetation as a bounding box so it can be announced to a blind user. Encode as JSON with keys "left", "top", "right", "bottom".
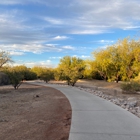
{"left": 55, "top": 56, "right": 85, "bottom": 86}
{"left": 0, "top": 38, "right": 140, "bottom": 91}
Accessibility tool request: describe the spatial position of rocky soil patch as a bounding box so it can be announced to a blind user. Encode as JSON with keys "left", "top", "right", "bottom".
{"left": 76, "top": 86, "right": 140, "bottom": 118}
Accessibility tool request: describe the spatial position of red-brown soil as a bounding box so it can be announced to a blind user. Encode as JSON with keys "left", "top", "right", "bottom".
{"left": 0, "top": 83, "right": 71, "bottom": 140}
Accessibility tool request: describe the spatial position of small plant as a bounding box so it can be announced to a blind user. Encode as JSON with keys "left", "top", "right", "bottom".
{"left": 121, "top": 82, "right": 131, "bottom": 91}
{"left": 121, "top": 81, "right": 140, "bottom": 93}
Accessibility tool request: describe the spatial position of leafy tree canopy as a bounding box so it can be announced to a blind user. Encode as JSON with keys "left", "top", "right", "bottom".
{"left": 92, "top": 38, "right": 140, "bottom": 82}
{"left": 57, "top": 56, "right": 85, "bottom": 86}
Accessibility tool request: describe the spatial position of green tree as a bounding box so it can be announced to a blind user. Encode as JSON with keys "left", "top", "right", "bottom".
{"left": 31, "top": 66, "right": 45, "bottom": 79}
{"left": 54, "top": 67, "right": 65, "bottom": 81}
{"left": 31, "top": 66, "right": 54, "bottom": 82}
{"left": 9, "top": 71, "right": 23, "bottom": 89}
{"left": 117, "top": 38, "right": 140, "bottom": 81}
{"left": 103, "top": 46, "right": 122, "bottom": 82}
{"left": 2, "top": 65, "right": 37, "bottom": 89}
{"left": 40, "top": 68, "right": 54, "bottom": 83}
{"left": 58, "top": 56, "right": 85, "bottom": 86}
{"left": 84, "top": 60, "right": 102, "bottom": 80}
{"left": 92, "top": 38, "right": 140, "bottom": 82}
{"left": 93, "top": 49, "right": 111, "bottom": 81}
{"left": 13, "top": 65, "right": 37, "bottom": 80}
{"left": 4, "top": 67, "right": 23, "bottom": 89}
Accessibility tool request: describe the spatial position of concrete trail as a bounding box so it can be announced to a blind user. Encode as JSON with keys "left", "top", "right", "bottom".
{"left": 27, "top": 81, "right": 140, "bottom": 140}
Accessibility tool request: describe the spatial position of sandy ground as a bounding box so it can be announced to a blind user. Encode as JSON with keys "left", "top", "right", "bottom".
{"left": 0, "top": 83, "right": 71, "bottom": 140}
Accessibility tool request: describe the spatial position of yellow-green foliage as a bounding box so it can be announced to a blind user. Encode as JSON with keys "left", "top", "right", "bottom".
{"left": 57, "top": 56, "right": 85, "bottom": 86}
{"left": 92, "top": 38, "right": 140, "bottom": 82}
{"left": 134, "top": 73, "right": 140, "bottom": 81}
{"left": 31, "top": 66, "right": 54, "bottom": 82}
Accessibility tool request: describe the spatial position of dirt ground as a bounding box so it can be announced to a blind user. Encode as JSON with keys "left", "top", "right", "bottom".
{"left": 0, "top": 79, "right": 139, "bottom": 140}
{"left": 0, "top": 83, "right": 71, "bottom": 140}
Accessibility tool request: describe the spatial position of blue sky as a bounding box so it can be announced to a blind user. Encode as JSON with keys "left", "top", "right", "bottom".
{"left": 0, "top": 0, "right": 140, "bottom": 67}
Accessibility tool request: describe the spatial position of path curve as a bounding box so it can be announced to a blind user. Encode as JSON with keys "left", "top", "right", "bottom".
{"left": 28, "top": 81, "right": 140, "bottom": 140}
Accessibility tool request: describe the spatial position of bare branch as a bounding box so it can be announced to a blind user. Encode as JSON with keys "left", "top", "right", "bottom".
{"left": 0, "top": 51, "right": 13, "bottom": 68}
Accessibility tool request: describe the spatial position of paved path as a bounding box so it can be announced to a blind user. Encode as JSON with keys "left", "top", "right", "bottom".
{"left": 28, "top": 81, "right": 140, "bottom": 140}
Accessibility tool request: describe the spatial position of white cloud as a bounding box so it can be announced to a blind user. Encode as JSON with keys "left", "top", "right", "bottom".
{"left": 81, "top": 55, "right": 90, "bottom": 58}
{"left": 49, "top": 56, "right": 62, "bottom": 59}
{"left": 0, "top": 11, "right": 28, "bottom": 28}
{"left": 71, "top": 55, "right": 90, "bottom": 59}
{"left": 53, "top": 36, "right": 69, "bottom": 40}
{"left": 100, "top": 40, "right": 113, "bottom": 43}
{"left": 62, "top": 46, "right": 75, "bottom": 50}
{"left": 0, "top": 0, "right": 140, "bottom": 59}
{"left": 68, "top": 0, "right": 140, "bottom": 32}
{"left": 0, "top": 43, "right": 76, "bottom": 54}
{"left": 95, "top": 40, "right": 115, "bottom": 44}
{"left": 44, "top": 17, "right": 63, "bottom": 25}
{"left": 0, "top": 0, "right": 140, "bottom": 46}
{"left": 72, "top": 55, "right": 90, "bottom": 59}
{"left": 70, "top": 29, "right": 107, "bottom": 35}
{"left": 0, "top": 0, "right": 140, "bottom": 68}
{"left": 0, "top": 44, "right": 60, "bottom": 54}
{"left": 13, "top": 60, "right": 54, "bottom": 68}
{"left": 10, "top": 51, "right": 25, "bottom": 56}
{"left": 123, "top": 26, "right": 140, "bottom": 30}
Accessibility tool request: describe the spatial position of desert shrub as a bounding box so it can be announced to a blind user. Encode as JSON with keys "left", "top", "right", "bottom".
{"left": 121, "top": 81, "right": 140, "bottom": 92}
{"left": 6, "top": 70, "right": 24, "bottom": 89}
{"left": 121, "top": 82, "right": 132, "bottom": 91}
{"left": 131, "top": 81, "right": 140, "bottom": 91}
{"left": 0, "top": 72, "right": 10, "bottom": 85}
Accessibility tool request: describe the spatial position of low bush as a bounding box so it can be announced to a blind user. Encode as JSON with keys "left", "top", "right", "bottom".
{"left": 0, "top": 72, "right": 10, "bottom": 85}
{"left": 121, "top": 81, "right": 140, "bottom": 93}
